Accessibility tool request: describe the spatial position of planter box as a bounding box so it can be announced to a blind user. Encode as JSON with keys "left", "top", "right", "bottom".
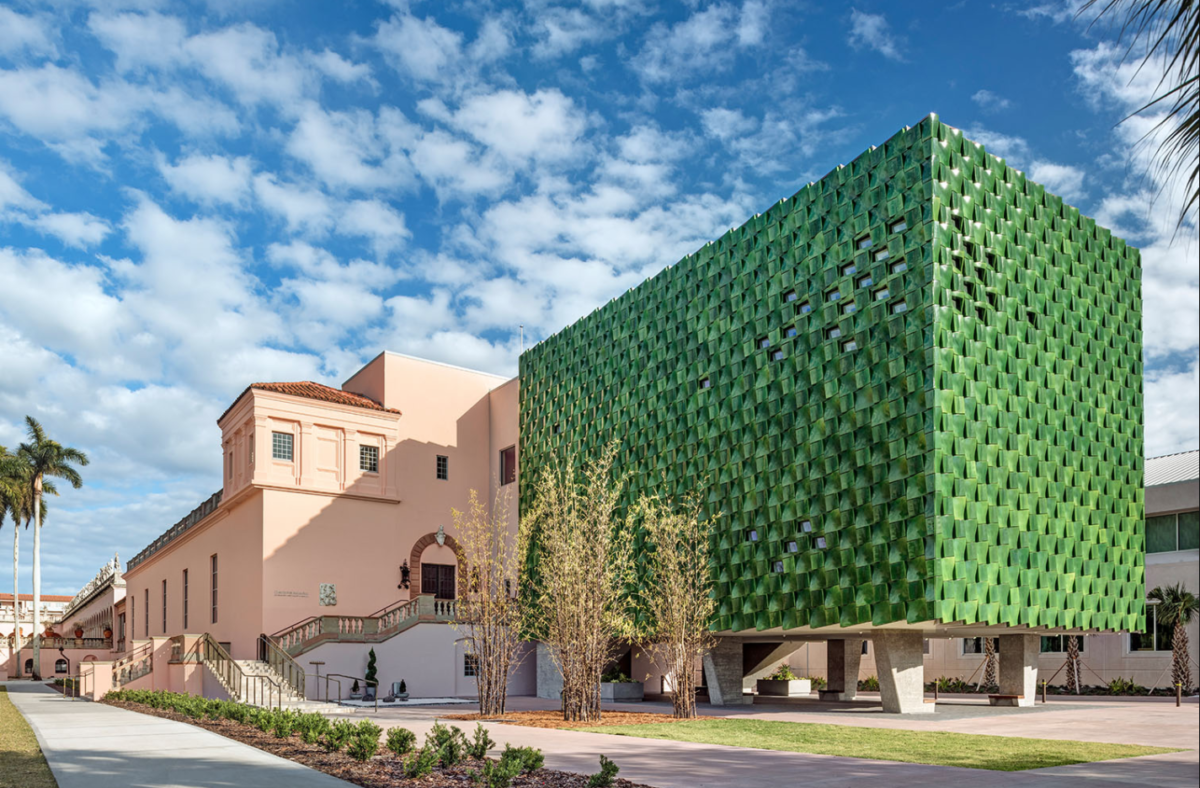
{"left": 757, "top": 679, "right": 812, "bottom": 697}
{"left": 600, "top": 682, "right": 644, "bottom": 702}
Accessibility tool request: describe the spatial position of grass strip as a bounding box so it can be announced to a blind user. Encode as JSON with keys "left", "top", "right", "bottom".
{"left": 581, "top": 718, "right": 1178, "bottom": 771}
{"left": 0, "top": 687, "right": 58, "bottom": 788}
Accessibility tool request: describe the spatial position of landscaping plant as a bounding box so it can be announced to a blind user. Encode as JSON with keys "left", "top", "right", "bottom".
{"left": 766, "top": 665, "right": 798, "bottom": 681}
{"left": 403, "top": 746, "right": 438, "bottom": 778}
{"left": 386, "top": 726, "right": 417, "bottom": 757}
{"left": 452, "top": 488, "right": 528, "bottom": 717}
{"left": 364, "top": 648, "right": 378, "bottom": 693}
{"left": 467, "top": 723, "right": 495, "bottom": 759}
{"left": 1148, "top": 582, "right": 1199, "bottom": 693}
{"left": 320, "top": 720, "right": 356, "bottom": 753}
{"left": 518, "top": 444, "right": 637, "bottom": 723}
{"left": 347, "top": 721, "right": 382, "bottom": 762}
{"left": 637, "top": 489, "right": 717, "bottom": 718}
{"left": 499, "top": 743, "right": 544, "bottom": 773}
{"left": 587, "top": 754, "right": 620, "bottom": 788}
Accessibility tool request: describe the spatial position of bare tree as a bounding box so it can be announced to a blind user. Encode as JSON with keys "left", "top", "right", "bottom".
{"left": 637, "top": 491, "right": 717, "bottom": 719}
{"left": 518, "top": 445, "right": 636, "bottom": 722}
{"left": 451, "top": 489, "right": 525, "bottom": 717}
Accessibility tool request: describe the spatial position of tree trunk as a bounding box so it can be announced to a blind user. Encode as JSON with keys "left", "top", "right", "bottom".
{"left": 983, "top": 637, "right": 997, "bottom": 689}
{"left": 1172, "top": 620, "right": 1192, "bottom": 694}
{"left": 1066, "top": 636, "right": 1080, "bottom": 694}
{"left": 11, "top": 522, "right": 18, "bottom": 678}
{"left": 31, "top": 476, "right": 41, "bottom": 680}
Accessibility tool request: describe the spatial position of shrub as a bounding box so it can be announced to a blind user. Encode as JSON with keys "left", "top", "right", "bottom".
{"left": 404, "top": 746, "right": 438, "bottom": 778}
{"left": 386, "top": 726, "right": 417, "bottom": 757}
{"left": 587, "top": 755, "right": 619, "bottom": 788}
{"left": 320, "top": 720, "right": 356, "bottom": 753}
{"left": 857, "top": 675, "right": 880, "bottom": 692}
{"left": 272, "top": 711, "right": 297, "bottom": 738}
{"left": 296, "top": 713, "right": 331, "bottom": 744}
{"left": 766, "top": 664, "right": 798, "bottom": 681}
{"left": 429, "top": 723, "right": 466, "bottom": 767}
{"left": 467, "top": 723, "right": 495, "bottom": 759}
{"left": 473, "top": 758, "right": 521, "bottom": 788}
{"left": 347, "top": 722, "right": 381, "bottom": 762}
{"left": 600, "top": 668, "right": 631, "bottom": 683}
{"left": 499, "top": 743, "right": 544, "bottom": 774}
{"left": 802, "top": 675, "right": 826, "bottom": 689}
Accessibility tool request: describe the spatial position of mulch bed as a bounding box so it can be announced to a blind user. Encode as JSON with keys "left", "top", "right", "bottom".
{"left": 444, "top": 710, "right": 697, "bottom": 730}
{"left": 101, "top": 699, "right": 652, "bottom": 787}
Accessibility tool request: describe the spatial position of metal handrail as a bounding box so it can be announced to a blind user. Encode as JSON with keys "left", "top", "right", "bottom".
{"left": 307, "top": 672, "right": 341, "bottom": 703}
{"left": 198, "top": 633, "right": 283, "bottom": 710}
{"left": 258, "top": 634, "right": 305, "bottom": 700}
{"left": 325, "top": 672, "right": 378, "bottom": 711}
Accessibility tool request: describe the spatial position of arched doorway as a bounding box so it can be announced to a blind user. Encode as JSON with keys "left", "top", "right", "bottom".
{"left": 410, "top": 531, "right": 460, "bottom": 600}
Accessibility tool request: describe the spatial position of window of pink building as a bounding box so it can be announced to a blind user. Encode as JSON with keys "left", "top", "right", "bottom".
{"left": 143, "top": 589, "right": 148, "bottom": 638}
{"left": 211, "top": 554, "right": 218, "bottom": 624}
{"left": 183, "top": 569, "right": 189, "bottom": 630}
{"left": 161, "top": 579, "right": 167, "bottom": 634}
{"left": 500, "top": 446, "right": 517, "bottom": 485}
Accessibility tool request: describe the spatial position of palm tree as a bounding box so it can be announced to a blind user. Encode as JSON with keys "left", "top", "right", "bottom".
{"left": 1148, "top": 583, "right": 1199, "bottom": 693}
{"left": 17, "top": 417, "right": 88, "bottom": 680}
{"left": 1082, "top": 1, "right": 1199, "bottom": 231}
{"left": 1, "top": 446, "right": 20, "bottom": 673}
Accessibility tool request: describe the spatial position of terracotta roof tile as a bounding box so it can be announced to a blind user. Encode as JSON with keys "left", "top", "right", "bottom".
{"left": 220, "top": 381, "right": 400, "bottom": 422}
{"left": 0, "top": 593, "right": 73, "bottom": 602}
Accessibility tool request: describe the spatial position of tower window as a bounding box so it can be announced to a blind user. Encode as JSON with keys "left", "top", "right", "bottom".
{"left": 841, "top": 302, "right": 857, "bottom": 315}
{"left": 436, "top": 455, "right": 449, "bottom": 480}
{"left": 841, "top": 263, "right": 857, "bottom": 277}
{"left": 699, "top": 377, "right": 712, "bottom": 390}
{"left": 271, "top": 432, "right": 293, "bottom": 461}
{"left": 825, "top": 327, "right": 842, "bottom": 340}
{"left": 856, "top": 236, "right": 873, "bottom": 249}
{"left": 875, "top": 287, "right": 891, "bottom": 301}
{"left": 771, "top": 349, "right": 785, "bottom": 362}
{"left": 874, "top": 248, "right": 891, "bottom": 261}
{"left": 890, "top": 300, "right": 909, "bottom": 314}
{"left": 816, "top": 537, "right": 828, "bottom": 549}
{"left": 784, "top": 290, "right": 798, "bottom": 303}
{"left": 796, "top": 301, "right": 813, "bottom": 314}
{"left": 786, "top": 541, "right": 798, "bottom": 553}
{"left": 890, "top": 259, "right": 908, "bottom": 273}
{"left": 890, "top": 219, "right": 908, "bottom": 233}
{"left": 800, "top": 519, "right": 812, "bottom": 532}
{"left": 747, "top": 529, "right": 759, "bottom": 542}
{"left": 773, "top": 561, "right": 785, "bottom": 573}
{"left": 784, "top": 326, "right": 797, "bottom": 338}
{"left": 856, "top": 275, "right": 873, "bottom": 289}
{"left": 826, "top": 289, "right": 841, "bottom": 302}
{"left": 359, "top": 445, "right": 379, "bottom": 473}
{"left": 841, "top": 339, "right": 859, "bottom": 352}
{"left": 552, "top": 423, "right": 561, "bottom": 434}
{"left": 758, "top": 336, "right": 771, "bottom": 349}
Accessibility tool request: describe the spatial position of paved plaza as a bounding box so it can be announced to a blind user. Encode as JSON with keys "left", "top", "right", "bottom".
{"left": 6, "top": 681, "right": 1198, "bottom": 788}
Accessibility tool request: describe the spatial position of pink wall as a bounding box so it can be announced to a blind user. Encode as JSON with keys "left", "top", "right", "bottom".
{"left": 123, "top": 494, "right": 264, "bottom": 659}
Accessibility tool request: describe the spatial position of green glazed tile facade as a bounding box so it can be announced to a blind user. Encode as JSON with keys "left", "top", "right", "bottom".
{"left": 519, "top": 115, "right": 1144, "bottom": 634}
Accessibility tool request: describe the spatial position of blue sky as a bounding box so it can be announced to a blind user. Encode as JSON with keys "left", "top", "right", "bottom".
{"left": 1, "top": 0, "right": 1196, "bottom": 595}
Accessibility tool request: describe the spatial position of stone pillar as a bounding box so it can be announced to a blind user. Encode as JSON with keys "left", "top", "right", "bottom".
{"left": 83, "top": 660, "right": 114, "bottom": 701}
{"left": 875, "top": 631, "right": 932, "bottom": 713}
{"left": 818, "top": 639, "right": 864, "bottom": 701}
{"left": 997, "top": 634, "right": 1039, "bottom": 707}
{"left": 535, "top": 642, "right": 563, "bottom": 700}
{"left": 702, "top": 638, "right": 752, "bottom": 706}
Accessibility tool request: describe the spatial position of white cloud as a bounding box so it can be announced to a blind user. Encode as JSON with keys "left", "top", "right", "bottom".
{"left": 307, "top": 49, "right": 373, "bottom": 84}
{"left": 26, "top": 212, "right": 112, "bottom": 249}
{"left": 1028, "top": 161, "right": 1086, "bottom": 202}
{"left": 0, "top": 8, "right": 59, "bottom": 59}
{"left": 634, "top": 4, "right": 744, "bottom": 83}
{"left": 336, "top": 198, "right": 410, "bottom": 256}
{"left": 737, "top": 0, "right": 768, "bottom": 46}
{"left": 847, "top": 9, "right": 904, "bottom": 61}
{"left": 1145, "top": 360, "right": 1200, "bottom": 456}
{"left": 88, "top": 11, "right": 188, "bottom": 72}
{"left": 252, "top": 173, "right": 335, "bottom": 234}
{"left": 374, "top": 13, "right": 464, "bottom": 83}
{"left": 432, "top": 89, "right": 588, "bottom": 167}
{"left": 158, "top": 153, "right": 254, "bottom": 206}
{"left": 531, "top": 7, "right": 610, "bottom": 58}
{"left": 285, "top": 104, "right": 415, "bottom": 191}
{"left": 408, "top": 129, "right": 510, "bottom": 198}
{"left": 0, "top": 161, "right": 46, "bottom": 212}
{"left": 184, "top": 23, "right": 316, "bottom": 109}
{"left": 700, "top": 107, "right": 759, "bottom": 141}
{"left": 971, "top": 89, "right": 1012, "bottom": 113}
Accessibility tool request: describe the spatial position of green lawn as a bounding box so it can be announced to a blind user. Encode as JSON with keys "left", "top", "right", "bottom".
{"left": 581, "top": 718, "right": 1178, "bottom": 771}
{"left": 0, "top": 687, "right": 58, "bottom": 788}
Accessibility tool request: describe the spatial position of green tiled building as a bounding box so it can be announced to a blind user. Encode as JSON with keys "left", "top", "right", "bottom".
{"left": 519, "top": 116, "right": 1143, "bottom": 662}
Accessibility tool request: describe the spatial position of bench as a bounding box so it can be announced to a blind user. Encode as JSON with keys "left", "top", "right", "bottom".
{"left": 988, "top": 694, "right": 1023, "bottom": 707}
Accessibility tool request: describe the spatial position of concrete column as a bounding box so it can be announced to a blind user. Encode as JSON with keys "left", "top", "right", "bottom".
{"left": 818, "top": 639, "right": 863, "bottom": 701}
{"left": 875, "top": 631, "right": 932, "bottom": 713}
{"left": 702, "top": 638, "right": 752, "bottom": 706}
{"left": 535, "top": 642, "right": 563, "bottom": 700}
{"left": 997, "top": 634, "right": 1039, "bottom": 707}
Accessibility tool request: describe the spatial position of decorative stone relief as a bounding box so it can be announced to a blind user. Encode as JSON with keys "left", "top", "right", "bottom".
{"left": 319, "top": 583, "right": 337, "bottom": 606}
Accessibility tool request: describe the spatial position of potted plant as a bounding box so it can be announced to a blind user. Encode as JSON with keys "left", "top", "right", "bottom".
{"left": 103, "top": 626, "right": 113, "bottom": 639}
{"left": 756, "top": 664, "right": 812, "bottom": 697}
{"left": 599, "top": 669, "right": 644, "bottom": 702}
{"left": 349, "top": 679, "right": 362, "bottom": 700}
{"left": 74, "top": 626, "right": 85, "bottom": 639}
{"left": 396, "top": 679, "right": 409, "bottom": 702}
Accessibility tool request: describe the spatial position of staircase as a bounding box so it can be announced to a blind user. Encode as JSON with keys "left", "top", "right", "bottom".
{"left": 271, "top": 594, "right": 457, "bottom": 658}
{"left": 196, "top": 633, "right": 309, "bottom": 709}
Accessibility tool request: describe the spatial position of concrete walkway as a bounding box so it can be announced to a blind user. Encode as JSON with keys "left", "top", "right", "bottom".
{"left": 3, "top": 681, "right": 351, "bottom": 788}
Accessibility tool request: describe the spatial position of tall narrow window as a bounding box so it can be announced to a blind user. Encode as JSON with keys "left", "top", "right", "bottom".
{"left": 271, "top": 431, "right": 293, "bottom": 461}
{"left": 183, "top": 569, "right": 189, "bottom": 631}
{"left": 162, "top": 579, "right": 167, "bottom": 633}
{"left": 500, "top": 446, "right": 517, "bottom": 485}
{"left": 359, "top": 444, "right": 379, "bottom": 473}
{"left": 144, "top": 589, "right": 149, "bottom": 638}
{"left": 436, "top": 455, "right": 449, "bottom": 480}
{"left": 211, "top": 554, "right": 218, "bottom": 625}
